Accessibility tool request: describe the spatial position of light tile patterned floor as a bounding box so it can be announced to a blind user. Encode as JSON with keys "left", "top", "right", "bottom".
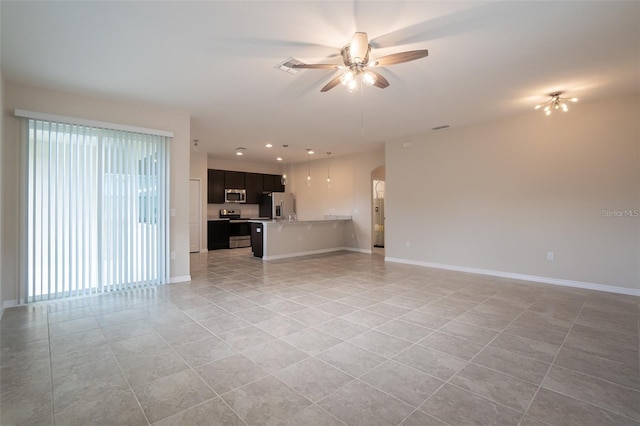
{"left": 1, "top": 248, "right": 639, "bottom": 425}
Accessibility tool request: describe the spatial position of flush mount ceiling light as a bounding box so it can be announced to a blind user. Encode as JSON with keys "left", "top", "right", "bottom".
{"left": 235, "top": 147, "right": 246, "bottom": 156}
{"left": 265, "top": 143, "right": 273, "bottom": 148}
{"left": 291, "top": 32, "right": 428, "bottom": 93}
{"left": 535, "top": 92, "right": 578, "bottom": 115}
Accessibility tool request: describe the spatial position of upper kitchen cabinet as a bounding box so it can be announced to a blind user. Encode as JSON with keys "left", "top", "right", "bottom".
{"left": 224, "top": 171, "right": 245, "bottom": 189}
{"left": 245, "top": 172, "right": 263, "bottom": 204}
{"left": 263, "top": 174, "right": 285, "bottom": 192}
{"left": 207, "top": 169, "right": 225, "bottom": 204}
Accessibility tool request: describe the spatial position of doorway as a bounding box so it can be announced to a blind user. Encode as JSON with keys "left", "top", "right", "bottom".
{"left": 371, "top": 166, "right": 385, "bottom": 256}
{"left": 189, "top": 179, "right": 201, "bottom": 253}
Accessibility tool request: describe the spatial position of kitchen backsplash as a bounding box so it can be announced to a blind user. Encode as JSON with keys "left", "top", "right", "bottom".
{"left": 208, "top": 203, "right": 260, "bottom": 219}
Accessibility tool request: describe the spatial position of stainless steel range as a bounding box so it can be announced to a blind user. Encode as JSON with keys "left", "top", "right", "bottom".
{"left": 219, "top": 209, "right": 251, "bottom": 248}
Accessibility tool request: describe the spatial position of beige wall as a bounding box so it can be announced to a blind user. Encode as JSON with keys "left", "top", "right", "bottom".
{"left": 0, "top": 71, "right": 4, "bottom": 312}
{"left": 289, "top": 148, "right": 385, "bottom": 252}
{"left": 386, "top": 95, "right": 640, "bottom": 291}
{"left": 2, "top": 82, "right": 192, "bottom": 304}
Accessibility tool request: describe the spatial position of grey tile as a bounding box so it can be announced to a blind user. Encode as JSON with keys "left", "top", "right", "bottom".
{"left": 438, "top": 320, "right": 498, "bottom": 345}
{"left": 274, "top": 357, "right": 353, "bottom": 402}
{"left": 50, "top": 328, "right": 106, "bottom": 356}
{"left": 134, "top": 369, "right": 215, "bottom": 423}
{"left": 489, "top": 332, "right": 559, "bottom": 363}
{"left": 400, "top": 311, "right": 451, "bottom": 330}
{"left": 157, "top": 321, "right": 213, "bottom": 347}
{"left": 315, "top": 318, "right": 370, "bottom": 340}
{"left": 52, "top": 361, "right": 128, "bottom": 412}
{"left": 194, "top": 353, "right": 268, "bottom": 395}
{"left": 418, "top": 301, "right": 473, "bottom": 319}
{"left": 101, "top": 321, "right": 155, "bottom": 343}
{"left": 342, "top": 310, "right": 391, "bottom": 328}
{"left": 200, "top": 313, "right": 250, "bottom": 334}
{"left": 366, "top": 302, "right": 412, "bottom": 318}
{"left": 281, "top": 328, "right": 343, "bottom": 355}
{"left": 94, "top": 308, "right": 146, "bottom": 328}
{"left": 473, "top": 346, "right": 550, "bottom": 385}
{"left": 222, "top": 375, "right": 311, "bottom": 425}
{"left": 110, "top": 332, "right": 169, "bottom": 358}
{"left": 503, "top": 311, "right": 571, "bottom": 345}
{"left": 0, "top": 377, "right": 53, "bottom": 425}
{"left": 385, "top": 295, "right": 432, "bottom": 310}
{"left": 233, "top": 306, "right": 282, "bottom": 324}
{"left": 375, "top": 319, "right": 434, "bottom": 342}
{"left": 153, "top": 397, "right": 245, "bottom": 426}
{"left": 217, "top": 325, "right": 275, "bottom": 351}
{"left": 348, "top": 330, "right": 413, "bottom": 358}
{"left": 361, "top": 360, "right": 444, "bottom": 407}
{"left": 418, "top": 332, "right": 484, "bottom": 361}
{"left": 242, "top": 339, "right": 309, "bottom": 373}
{"left": 317, "top": 342, "right": 386, "bottom": 377}
{"left": 401, "top": 410, "right": 448, "bottom": 426}
{"left": 266, "top": 300, "right": 308, "bottom": 315}
{"left": 318, "top": 380, "right": 414, "bottom": 426}
{"left": 181, "top": 303, "right": 227, "bottom": 321}
{"left": 285, "top": 404, "right": 345, "bottom": 426}
{"left": 554, "top": 347, "right": 640, "bottom": 390}
{"left": 255, "top": 315, "right": 307, "bottom": 337}
{"left": 54, "top": 388, "right": 146, "bottom": 426}
{"left": 394, "top": 345, "right": 467, "bottom": 380}
{"left": 527, "top": 388, "right": 638, "bottom": 426}
{"left": 316, "top": 301, "right": 359, "bottom": 316}
{"left": 173, "top": 336, "right": 236, "bottom": 367}
{"left": 1, "top": 339, "right": 50, "bottom": 366}
{"left": 117, "top": 349, "right": 189, "bottom": 389}
{"left": 336, "top": 294, "right": 378, "bottom": 308}
{"left": 563, "top": 323, "right": 639, "bottom": 366}
{"left": 420, "top": 384, "right": 521, "bottom": 425}
{"left": 449, "top": 363, "right": 538, "bottom": 412}
{"left": 542, "top": 366, "right": 640, "bottom": 420}
{"left": 288, "top": 308, "right": 336, "bottom": 326}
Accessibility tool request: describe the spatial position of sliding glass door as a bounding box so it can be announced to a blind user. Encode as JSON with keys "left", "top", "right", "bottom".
{"left": 24, "top": 118, "right": 170, "bottom": 302}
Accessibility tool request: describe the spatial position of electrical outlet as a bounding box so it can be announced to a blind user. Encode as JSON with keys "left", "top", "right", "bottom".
{"left": 170, "top": 208, "right": 176, "bottom": 217}
{"left": 546, "top": 251, "right": 554, "bottom": 261}
{"left": 405, "top": 241, "right": 411, "bottom": 248}
{"left": 170, "top": 251, "right": 176, "bottom": 260}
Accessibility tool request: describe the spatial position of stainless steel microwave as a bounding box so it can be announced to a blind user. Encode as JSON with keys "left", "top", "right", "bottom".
{"left": 225, "top": 189, "right": 246, "bottom": 203}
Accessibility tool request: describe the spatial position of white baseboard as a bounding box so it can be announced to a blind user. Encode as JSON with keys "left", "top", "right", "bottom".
{"left": 169, "top": 275, "right": 192, "bottom": 284}
{"left": 385, "top": 257, "right": 640, "bottom": 297}
{"left": 344, "top": 247, "right": 373, "bottom": 254}
{"left": 199, "top": 249, "right": 208, "bottom": 253}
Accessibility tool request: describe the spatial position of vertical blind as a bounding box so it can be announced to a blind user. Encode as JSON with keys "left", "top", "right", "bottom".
{"left": 24, "top": 118, "right": 170, "bottom": 302}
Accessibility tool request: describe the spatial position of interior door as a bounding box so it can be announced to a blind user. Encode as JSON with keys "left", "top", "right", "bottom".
{"left": 189, "top": 179, "right": 201, "bottom": 253}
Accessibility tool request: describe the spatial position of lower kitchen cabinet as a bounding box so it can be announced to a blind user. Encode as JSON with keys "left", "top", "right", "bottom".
{"left": 250, "top": 223, "right": 263, "bottom": 258}
{"left": 208, "top": 220, "right": 230, "bottom": 250}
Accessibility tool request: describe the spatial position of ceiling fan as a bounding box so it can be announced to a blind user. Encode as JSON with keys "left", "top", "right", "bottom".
{"left": 293, "top": 32, "right": 428, "bottom": 92}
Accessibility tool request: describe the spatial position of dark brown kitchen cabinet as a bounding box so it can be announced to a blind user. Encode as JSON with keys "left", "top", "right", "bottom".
{"left": 208, "top": 220, "right": 230, "bottom": 250}
{"left": 207, "top": 169, "right": 225, "bottom": 204}
{"left": 245, "top": 173, "right": 263, "bottom": 204}
{"left": 263, "top": 174, "right": 285, "bottom": 192}
{"left": 224, "top": 171, "right": 245, "bottom": 189}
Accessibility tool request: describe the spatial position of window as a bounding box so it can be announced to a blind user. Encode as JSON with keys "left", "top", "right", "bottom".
{"left": 23, "top": 116, "right": 170, "bottom": 301}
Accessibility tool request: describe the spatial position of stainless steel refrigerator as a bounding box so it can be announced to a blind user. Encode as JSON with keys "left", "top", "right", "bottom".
{"left": 259, "top": 192, "right": 296, "bottom": 220}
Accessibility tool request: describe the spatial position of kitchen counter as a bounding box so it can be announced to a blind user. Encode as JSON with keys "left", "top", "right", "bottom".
{"left": 249, "top": 217, "right": 355, "bottom": 260}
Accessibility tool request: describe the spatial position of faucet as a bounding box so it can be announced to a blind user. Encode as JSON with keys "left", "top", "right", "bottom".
{"left": 288, "top": 212, "right": 297, "bottom": 221}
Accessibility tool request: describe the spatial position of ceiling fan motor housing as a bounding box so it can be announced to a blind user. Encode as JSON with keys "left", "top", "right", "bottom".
{"left": 341, "top": 44, "right": 371, "bottom": 66}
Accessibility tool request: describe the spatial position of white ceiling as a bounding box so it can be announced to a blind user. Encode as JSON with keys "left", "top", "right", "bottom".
{"left": 2, "top": 1, "right": 639, "bottom": 164}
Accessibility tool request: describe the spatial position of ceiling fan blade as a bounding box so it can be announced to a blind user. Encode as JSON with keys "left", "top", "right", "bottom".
{"left": 350, "top": 32, "right": 369, "bottom": 63}
{"left": 320, "top": 74, "right": 343, "bottom": 92}
{"left": 370, "top": 50, "right": 429, "bottom": 66}
{"left": 293, "top": 63, "right": 340, "bottom": 69}
{"left": 368, "top": 70, "right": 390, "bottom": 89}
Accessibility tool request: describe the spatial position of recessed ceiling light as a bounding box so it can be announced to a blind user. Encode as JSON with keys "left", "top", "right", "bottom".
{"left": 306, "top": 149, "right": 315, "bottom": 155}
{"left": 276, "top": 157, "right": 283, "bottom": 161}
{"left": 265, "top": 144, "right": 273, "bottom": 148}
{"left": 236, "top": 151, "right": 243, "bottom": 156}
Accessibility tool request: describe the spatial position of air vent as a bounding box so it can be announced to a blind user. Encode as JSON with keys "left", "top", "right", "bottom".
{"left": 432, "top": 125, "right": 450, "bottom": 131}
{"left": 275, "top": 57, "right": 303, "bottom": 74}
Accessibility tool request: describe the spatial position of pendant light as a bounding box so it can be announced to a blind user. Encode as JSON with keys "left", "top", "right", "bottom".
{"left": 280, "top": 144, "right": 288, "bottom": 186}
{"left": 326, "top": 152, "right": 332, "bottom": 187}
{"left": 306, "top": 148, "right": 314, "bottom": 186}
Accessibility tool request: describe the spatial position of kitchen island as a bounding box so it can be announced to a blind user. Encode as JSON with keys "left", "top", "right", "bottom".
{"left": 249, "top": 217, "right": 354, "bottom": 260}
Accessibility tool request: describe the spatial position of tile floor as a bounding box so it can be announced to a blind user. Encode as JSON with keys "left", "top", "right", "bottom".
{"left": 1, "top": 248, "right": 639, "bottom": 425}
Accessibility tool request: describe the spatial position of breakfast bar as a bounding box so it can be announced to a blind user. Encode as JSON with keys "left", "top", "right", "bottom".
{"left": 249, "top": 217, "right": 353, "bottom": 260}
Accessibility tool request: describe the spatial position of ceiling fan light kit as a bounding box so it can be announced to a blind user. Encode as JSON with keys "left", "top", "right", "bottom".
{"left": 292, "top": 31, "right": 428, "bottom": 92}
{"left": 535, "top": 92, "right": 578, "bottom": 115}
